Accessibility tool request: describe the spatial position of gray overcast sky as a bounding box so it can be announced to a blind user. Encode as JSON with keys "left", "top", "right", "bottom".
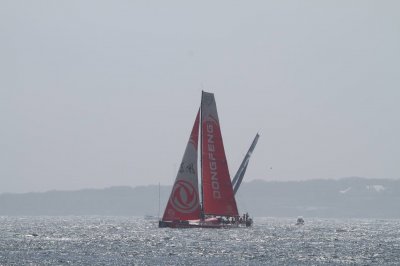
{"left": 1, "top": 1, "right": 399, "bottom": 193}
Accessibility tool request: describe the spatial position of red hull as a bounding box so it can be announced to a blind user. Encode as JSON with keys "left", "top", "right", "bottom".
{"left": 159, "top": 219, "right": 252, "bottom": 229}
{"left": 159, "top": 220, "right": 224, "bottom": 229}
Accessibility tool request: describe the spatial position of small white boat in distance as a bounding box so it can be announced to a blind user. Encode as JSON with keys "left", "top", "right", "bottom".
{"left": 296, "top": 216, "right": 305, "bottom": 225}
{"left": 144, "top": 215, "right": 158, "bottom": 221}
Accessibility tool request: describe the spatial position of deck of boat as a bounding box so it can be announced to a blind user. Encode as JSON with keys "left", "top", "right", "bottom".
{"left": 158, "top": 219, "right": 252, "bottom": 229}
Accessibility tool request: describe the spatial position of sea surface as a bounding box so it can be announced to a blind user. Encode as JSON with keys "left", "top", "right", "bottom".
{"left": 0, "top": 216, "right": 399, "bottom": 265}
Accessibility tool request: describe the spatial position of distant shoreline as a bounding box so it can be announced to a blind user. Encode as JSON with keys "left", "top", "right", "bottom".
{"left": 1, "top": 177, "right": 399, "bottom": 218}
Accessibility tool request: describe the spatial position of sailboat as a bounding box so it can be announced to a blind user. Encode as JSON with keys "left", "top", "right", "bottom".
{"left": 159, "top": 91, "right": 257, "bottom": 228}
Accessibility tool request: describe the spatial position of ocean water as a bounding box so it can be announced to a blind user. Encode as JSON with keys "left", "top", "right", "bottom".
{"left": 0, "top": 216, "right": 399, "bottom": 265}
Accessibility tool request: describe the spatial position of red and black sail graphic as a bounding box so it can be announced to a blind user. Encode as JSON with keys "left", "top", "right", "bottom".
{"left": 162, "top": 111, "right": 201, "bottom": 221}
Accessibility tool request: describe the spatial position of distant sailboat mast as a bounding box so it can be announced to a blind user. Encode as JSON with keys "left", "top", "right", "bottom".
{"left": 158, "top": 182, "right": 160, "bottom": 220}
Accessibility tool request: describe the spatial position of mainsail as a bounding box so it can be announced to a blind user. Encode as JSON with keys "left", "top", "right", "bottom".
{"left": 162, "top": 111, "right": 201, "bottom": 221}
{"left": 201, "top": 92, "right": 239, "bottom": 217}
{"left": 232, "top": 133, "right": 260, "bottom": 194}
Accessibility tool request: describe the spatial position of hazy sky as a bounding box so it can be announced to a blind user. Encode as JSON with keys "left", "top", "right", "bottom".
{"left": 1, "top": 1, "right": 399, "bottom": 193}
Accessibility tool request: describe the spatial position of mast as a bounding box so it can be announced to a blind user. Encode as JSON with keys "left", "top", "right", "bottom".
{"left": 200, "top": 90, "right": 204, "bottom": 219}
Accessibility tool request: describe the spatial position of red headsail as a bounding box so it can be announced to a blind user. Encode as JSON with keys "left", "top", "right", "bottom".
{"left": 201, "top": 92, "right": 239, "bottom": 217}
{"left": 162, "top": 111, "right": 201, "bottom": 221}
